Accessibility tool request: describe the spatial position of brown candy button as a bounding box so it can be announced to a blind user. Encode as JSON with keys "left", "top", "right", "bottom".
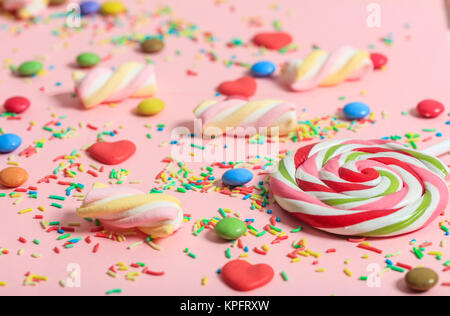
{"left": 405, "top": 267, "right": 438, "bottom": 292}
{"left": 141, "top": 38, "right": 164, "bottom": 54}
{"left": 0, "top": 167, "right": 29, "bottom": 188}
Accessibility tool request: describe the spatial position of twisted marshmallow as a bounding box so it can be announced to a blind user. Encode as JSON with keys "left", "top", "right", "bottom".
{"left": 73, "top": 62, "right": 157, "bottom": 109}
{"left": 194, "top": 98, "right": 297, "bottom": 136}
{"left": 77, "top": 183, "right": 183, "bottom": 238}
{"left": 270, "top": 139, "right": 449, "bottom": 237}
{"left": 281, "top": 46, "right": 373, "bottom": 92}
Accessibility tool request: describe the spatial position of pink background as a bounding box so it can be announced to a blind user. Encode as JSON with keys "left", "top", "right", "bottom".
{"left": 0, "top": 0, "right": 449, "bottom": 295}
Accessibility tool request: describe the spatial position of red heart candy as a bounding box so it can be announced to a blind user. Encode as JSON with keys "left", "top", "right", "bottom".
{"left": 370, "top": 53, "right": 388, "bottom": 70}
{"left": 87, "top": 140, "right": 136, "bottom": 165}
{"left": 253, "top": 32, "right": 293, "bottom": 50}
{"left": 218, "top": 76, "right": 257, "bottom": 97}
{"left": 221, "top": 259, "right": 274, "bottom": 291}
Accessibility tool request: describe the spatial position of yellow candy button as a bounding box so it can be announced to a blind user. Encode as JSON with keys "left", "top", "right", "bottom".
{"left": 101, "top": 1, "right": 126, "bottom": 15}
{"left": 137, "top": 98, "right": 165, "bottom": 116}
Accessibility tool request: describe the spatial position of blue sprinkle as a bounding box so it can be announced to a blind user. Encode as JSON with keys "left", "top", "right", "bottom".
{"left": 267, "top": 209, "right": 272, "bottom": 214}
{"left": 244, "top": 246, "right": 249, "bottom": 252}
{"left": 276, "top": 217, "right": 281, "bottom": 222}
{"left": 436, "top": 132, "right": 443, "bottom": 137}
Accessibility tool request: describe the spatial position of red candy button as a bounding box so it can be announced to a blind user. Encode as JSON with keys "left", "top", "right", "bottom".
{"left": 221, "top": 259, "right": 274, "bottom": 291}
{"left": 218, "top": 76, "right": 257, "bottom": 98}
{"left": 416, "top": 99, "right": 445, "bottom": 118}
{"left": 3, "top": 96, "right": 30, "bottom": 114}
{"left": 370, "top": 53, "right": 388, "bottom": 70}
{"left": 253, "top": 32, "right": 293, "bottom": 50}
{"left": 87, "top": 140, "right": 136, "bottom": 165}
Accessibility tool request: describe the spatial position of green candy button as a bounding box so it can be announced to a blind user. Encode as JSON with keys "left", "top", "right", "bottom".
{"left": 76, "top": 52, "right": 101, "bottom": 68}
{"left": 214, "top": 217, "right": 247, "bottom": 240}
{"left": 17, "top": 61, "right": 43, "bottom": 77}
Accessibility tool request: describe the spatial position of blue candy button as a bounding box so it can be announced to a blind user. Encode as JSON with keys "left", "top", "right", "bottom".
{"left": 80, "top": 1, "right": 101, "bottom": 16}
{"left": 343, "top": 102, "right": 371, "bottom": 120}
{"left": 0, "top": 133, "right": 22, "bottom": 153}
{"left": 222, "top": 168, "right": 253, "bottom": 186}
{"left": 250, "top": 61, "right": 276, "bottom": 77}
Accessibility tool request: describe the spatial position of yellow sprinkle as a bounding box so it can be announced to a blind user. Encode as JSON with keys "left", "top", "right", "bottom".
{"left": 17, "top": 248, "right": 24, "bottom": 256}
{"left": 0, "top": 282, "right": 7, "bottom": 286}
{"left": 305, "top": 249, "right": 322, "bottom": 258}
{"left": 316, "top": 268, "right": 326, "bottom": 272}
{"left": 291, "top": 257, "right": 301, "bottom": 263}
{"left": 147, "top": 240, "right": 161, "bottom": 251}
{"left": 362, "top": 254, "right": 370, "bottom": 259}
{"left": 344, "top": 259, "right": 350, "bottom": 265}
{"left": 38, "top": 206, "right": 45, "bottom": 212}
{"left": 18, "top": 208, "right": 33, "bottom": 214}
{"left": 7, "top": 161, "right": 19, "bottom": 166}
{"left": 201, "top": 277, "right": 208, "bottom": 286}
{"left": 31, "top": 253, "right": 41, "bottom": 258}
{"left": 344, "top": 268, "right": 353, "bottom": 277}
{"left": 297, "top": 251, "right": 310, "bottom": 257}
{"left": 269, "top": 229, "right": 278, "bottom": 235}
{"left": 262, "top": 244, "right": 270, "bottom": 252}
{"left": 428, "top": 251, "right": 443, "bottom": 257}
{"left": 239, "top": 253, "right": 248, "bottom": 258}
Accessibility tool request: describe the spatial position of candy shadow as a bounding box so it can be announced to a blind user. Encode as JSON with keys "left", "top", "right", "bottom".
{"left": 395, "top": 278, "right": 424, "bottom": 295}
{"left": 52, "top": 92, "right": 85, "bottom": 111}
{"left": 204, "top": 229, "right": 231, "bottom": 244}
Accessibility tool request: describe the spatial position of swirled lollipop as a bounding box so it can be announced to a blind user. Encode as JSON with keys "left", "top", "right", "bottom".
{"left": 76, "top": 183, "right": 183, "bottom": 238}
{"left": 270, "top": 139, "right": 449, "bottom": 237}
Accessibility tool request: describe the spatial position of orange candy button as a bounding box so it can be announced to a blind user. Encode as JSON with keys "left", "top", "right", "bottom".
{"left": 0, "top": 167, "right": 29, "bottom": 188}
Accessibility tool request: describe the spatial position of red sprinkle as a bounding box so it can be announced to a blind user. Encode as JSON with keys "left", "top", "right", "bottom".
{"left": 93, "top": 243, "right": 100, "bottom": 253}
{"left": 357, "top": 243, "right": 383, "bottom": 254}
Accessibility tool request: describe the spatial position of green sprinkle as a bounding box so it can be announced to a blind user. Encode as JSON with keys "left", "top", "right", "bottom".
{"left": 359, "top": 276, "right": 368, "bottom": 281}
{"left": 95, "top": 219, "right": 101, "bottom": 226}
{"left": 188, "top": 252, "right": 197, "bottom": 259}
{"left": 219, "top": 208, "right": 227, "bottom": 218}
{"left": 422, "top": 128, "right": 437, "bottom": 132}
{"left": 191, "top": 144, "right": 205, "bottom": 150}
{"left": 270, "top": 225, "right": 282, "bottom": 232}
{"left": 247, "top": 225, "right": 258, "bottom": 232}
{"left": 0, "top": 193, "right": 6, "bottom": 197}
{"left": 57, "top": 233, "right": 71, "bottom": 240}
{"left": 33, "top": 239, "right": 40, "bottom": 245}
{"left": 281, "top": 271, "right": 289, "bottom": 281}
{"left": 388, "top": 265, "right": 405, "bottom": 273}
{"left": 106, "top": 289, "right": 122, "bottom": 295}
{"left": 51, "top": 203, "right": 63, "bottom": 209}
{"left": 441, "top": 225, "right": 449, "bottom": 233}
{"left": 256, "top": 230, "right": 266, "bottom": 237}
{"left": 444, "top": 261, "right": 450, "bottom": 266}
{"left": 49, "top": 221, "right": 60, "bottom": 226}
{"left": 290, "top": 226, "right": 303, "bottom": 233}
{"left": 49, "top": 195, "right": 65, "bottom": 201}
{"left": 225, "top": 248, "right": 231, "bottom": 259}
{"left": 177, "top": 187, "right": 187, "bottom": 193}
{"left": 413, "top": 247, "right": 424, "bottom": 259}
{"left": 146, "top": 133, "right": 152, "bottom": 139}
